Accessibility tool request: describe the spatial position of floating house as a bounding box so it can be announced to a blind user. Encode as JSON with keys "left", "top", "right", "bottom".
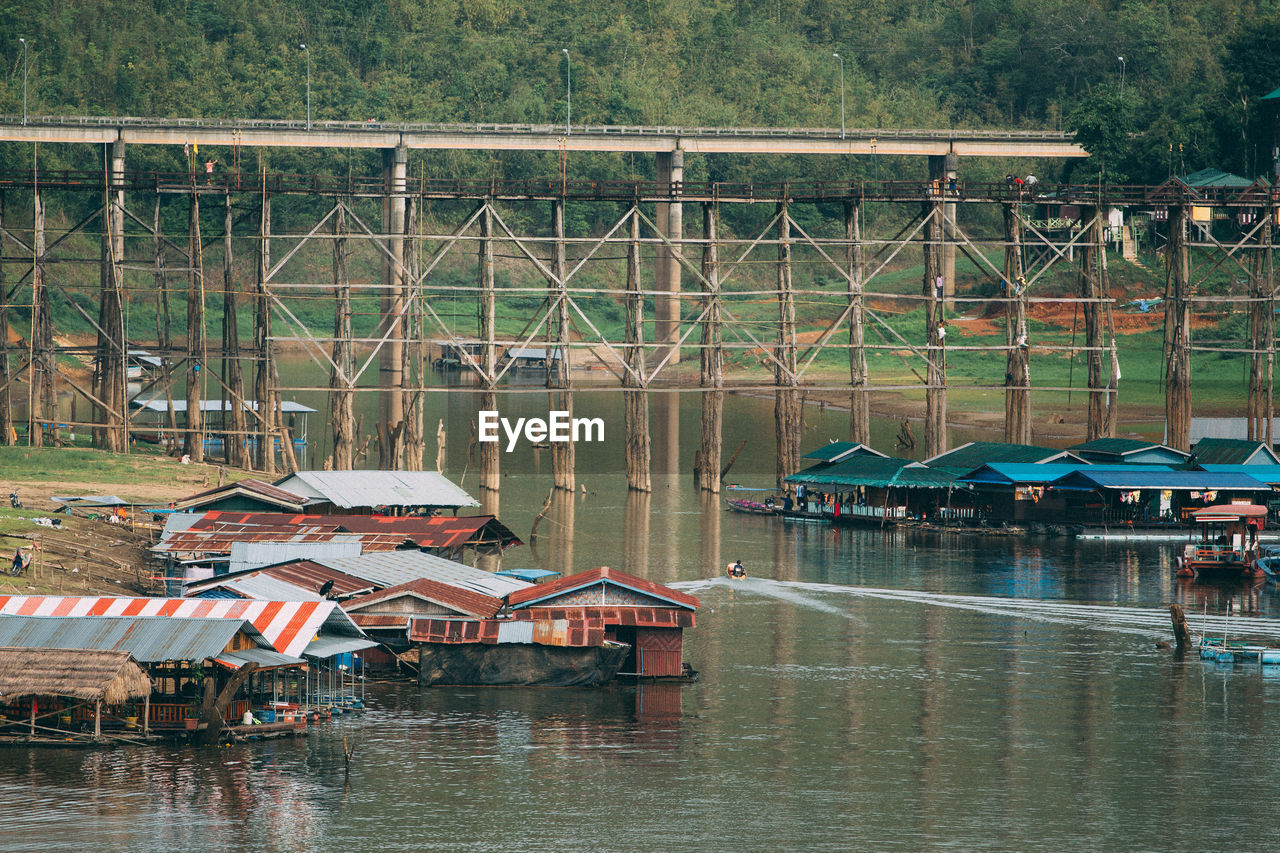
{"left": 787, "top": 453, "right": 969, "bottom": 524}
{"left": 1047, "top": 469, "right": 1273, "bottom": 525}
{"left": 172, "top": 479, "right": 313, "bottom": 514}
{"left": 506, "top": 567, "right": 699, "bottom": 680}
{"left": 0, "top": 596, "right": 373, "bottom": 738}
{"left": 924, "top": 441, "right": 1086, "bottom": 477}
{"left": 0, "top": 648, "right": 151, "bottom": 743}
{"left": 129, "top": 398, "right": 316, "bottom": 459}
{"left": 1188, "top": 438, "right": 1280, "bottom": 468}
{"left": 1067, "top": 438, "right": 1189, "bottom": 466}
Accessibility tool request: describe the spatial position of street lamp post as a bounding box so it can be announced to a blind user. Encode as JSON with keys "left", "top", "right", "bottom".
{"left": 301, "top": 43, "right": 311, "bottom": 131}
{"left": 1118, "top": 56, "right": 1125, "bottom": 98}
{"left": 833, "top": 52, "right": 844, "bottom": 139}
{"left": 19, "top": 38, "right": 28, "bottom": 126}
{"left": 561, "top": 49, "right": 571, "bottom": 135}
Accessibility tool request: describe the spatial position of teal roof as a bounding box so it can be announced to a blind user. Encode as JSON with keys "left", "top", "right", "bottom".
{"left": 800, "top": 442, "right": 885, "bottom": 462}
{"left": 1262, "top": 85, "right": 1280, "bottom": 101}
{"left": 1189, "top": 438, "right": 1280, "bottom": 466}
{"left": 788, "top": 455, "right": 962, "bottom": 489}
{"left": 1180, "top": 168, "right": 1254, "bottom": 189}
{"left": 925, "top": 441, "right": 1082, "bottom": 474}
{"left": 1198, "top": 464, "right": 1280, "bottom": 484}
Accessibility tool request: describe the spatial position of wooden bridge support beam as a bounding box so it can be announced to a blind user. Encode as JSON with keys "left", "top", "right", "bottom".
{"left": 0, "top": 192, "right": 11, "bottom": 445}
{"left": 1083, "top": 212, "right": 1113, "bottom": 440}
{"left": 254, "top": 184, "right": 276, "bottom": 474}
{"left": 29, "top": 187, "right": 55, "bottom": 446}
{"left": 183, "top": 187, "right": 206, "bottom": 462}
{"left": 697, "top": 202, "right": 722, "bottom": 493}
{"left": 1247, "top": 215, "right": 1274, "bottom": 445}
{"left": 403, "top": 196, "right": 425, "bottom": 471}
{"left": 846, "top": 201, "right": 870, "bottom": 445}
{"left": 329, "top": 202, "right": 355, "bottom": 470}
{"left": 1164, "top": 205, "right": 1192, "bottom": 452}
{"left": 479, "top": 201, "right": 500, "bottom": 492}
{"left": 152, "top": 196, "right": 179, "bottom": 453}
{"left": 223, "top": 192, "right": 248, "bottom": 469}
{"left": 379, "top": 144, "right": 408, "bottom": 468}
{"left": 923, "top": 201, "right": 948, "bottom": 459}
{"left": 929, "top": 154, "right": 958, "bottom": 308}
{"left": 94, "top": 139, "right": 127, "bottom": 452}
{"left": 625, "top": 209, "right": 651, "bottom": 492}
{"left": 549, "top": 198, "right": 574, "bottom": 491}
{"left": 654, "top": 150, "right": 683, "bottom": 365}
{"left": 774, "top": 202, "right": 801, "bottom": 487}
{"left": 1002, "top": 203, "right": 1030, "bottom": 444}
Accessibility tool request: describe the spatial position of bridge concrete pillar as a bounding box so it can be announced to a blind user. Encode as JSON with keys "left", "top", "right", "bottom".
{"left": 655, "top": 149, "right": 683, "bottom": 364}
{"left": 381, "top": 144, "right": 408, "bottom": 467}
{"left": 929, "top": 153, "right": 958, "bottom": 310}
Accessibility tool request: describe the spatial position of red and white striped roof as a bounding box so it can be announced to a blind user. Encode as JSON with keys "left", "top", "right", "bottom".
{"left": 0, "top": 596, "right": 336, "bottom": 659}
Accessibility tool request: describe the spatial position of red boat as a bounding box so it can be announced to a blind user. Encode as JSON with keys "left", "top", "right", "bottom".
{"left": 1176, "top": 503, "right": 1268, "bottom": 580}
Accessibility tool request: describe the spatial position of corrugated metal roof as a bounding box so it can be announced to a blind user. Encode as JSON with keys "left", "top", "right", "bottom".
{"left": 961, "top": 463, "right": 1173, "bottom": 485}
{"left": 174, "top": 479, "right": 312, "bottom": 512}
{"left": 229, "top": 541, "right": 363, "bottom": 575}
{"left": 800, "top": 441, "right": 886, "bottom": 462}
{"left": 789, "top": 455, "right": 962, "bottom": 489}
{"left": 1199, "top": 464, "right": 1280, "bottom": 484}
{"left": 1190, "top": 438, "right": 1280, "bottom": 466}
{"left": 1180, "top": 168, "right": 1255, "bottom": 189}
{"left": 199, "top": 574, "right": 323, "bottom": 602}
{"left": 214, "top": 648, "right": 304, "bottom": 669}
{"left": 309, "top": 551, "right": 531, "bottom": 598}
{"left": 1050, "top": 470, "right": 1271, "bottom": 491}
{"left": 507, "top": 567, "right": 699, "bottom": 611}
{"left": 925, "top": 441, "right": 1083, "bottom": 471}
{"left": 343, "top": 578, "right": 504, "bottom": 619}
{"left": 186, "top": 561, "right": 376, "bottom": 600}
{"left": 301, "top": 635, "right": 380, "bottom": 658}
{"left": 0, "top": 596, "right": 345, "bottom": 658}
{"left": 0, "top": 615, "right": 243, "bottom": 662}
{"left": 274, "top": 471, "right": 479, "bottom": 509}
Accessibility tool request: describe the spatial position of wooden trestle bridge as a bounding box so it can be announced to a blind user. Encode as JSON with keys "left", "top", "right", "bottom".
{"left": 0, "top": 117, "right": 1276, "bottom": 491}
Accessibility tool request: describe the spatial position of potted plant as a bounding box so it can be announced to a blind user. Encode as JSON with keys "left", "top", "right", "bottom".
{"left": 183, "top": 704, "right": 199, "bottom": 730}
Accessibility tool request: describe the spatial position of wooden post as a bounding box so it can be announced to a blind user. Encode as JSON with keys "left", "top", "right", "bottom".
{"left": 143, "top": 693, "right": 150, "bottom": 736}
{"left": 697, "top": 202, "right": 721, "bottom": 493}
{"left": 655, "top": 150, "right": 684, "bottom": 364}
{"left": 1164, "top": 204, "right": 1192, "bottom": 452}
{"left": 254, "top": 177, "right": 276, "bottom": 473}
{"left": 154, "top": 196, "right": 179, "bottom": 453}
{"left": 184, "top": 186, "right": 206, "bottom": 462}
{"left": 625, "top": 209, "right": 652, "bottom": 492}
{"left": 1003, "top": 203, "right": 1030, "bottom": 444}
{"left": 30, "top": 186, "right": 54, "bottom": 447}
{"left": 922, "top": 197, "right": 947, "bottom": 458}
{"left": 774, "top": 201, "right": 801, "bottom": 488}
{"left": 0, "top": 190, "right": 10, "bottom": 446}
{"left": 1248, "top": 215, "right": 1274, "bottom": 444}
{"left": 1169, "top": 603, "right": 1192, "bottom": 652}
{"left": 380, "top": 145, "right": 408, "bottom": 468}
{"left": 1082, "top": 211, "right": 1110, "bottom": 440}
{"left": 624, "top": 489, "right": 652, "bottom": 576}
{"left": 94, "top": 139, "right": 127, "bottom": 452}
{"left": 846, "top": 200, "right": 870, "bottom": 445}
{"left": 479, "top": 201, "right": 500, "bottom": 492}
{"left": 549, "top": 198, "right": 574, "bottom": 491}
{"left": 94, "top": 698, "right": 101, "bottom": 739}
{"left": 403, "top": 195, "right": 425, "bottom": 470}
{"left": 330, "top": 201, "right": 355, "bottom": 470}
{"left": 223, "top": 192, "right": 248, "bottom": 468}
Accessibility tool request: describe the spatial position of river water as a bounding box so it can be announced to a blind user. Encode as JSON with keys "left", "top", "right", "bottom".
{"left": 3, "top": 390, "right": 1279, "bottom": 851}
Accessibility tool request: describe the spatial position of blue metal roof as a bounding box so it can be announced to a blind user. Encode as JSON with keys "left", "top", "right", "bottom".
{"left": 961, "top": 463, "right": 1173, "bottom": 485}
{"left": 1050, "top": 470, "right": 1271, "bottom": 492}
{"left": 494, "top": 568, "right": 562, "bottom": 582}
{"left": 1198, "top": 464, "right": 1280, "bottom": 484}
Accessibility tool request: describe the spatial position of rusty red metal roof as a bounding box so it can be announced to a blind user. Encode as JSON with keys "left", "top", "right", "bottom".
{"left": 506, "top": 566, "right": 700, "bottom": 611}
{"left": 513, "top": 605, "right": 695, "bottom": 629}
{"left": 344, "top": 578, "right": 504, "bottom": 620}
{"left": 348, "top": 613, "right": 411, "bottom": 629}
{"left": 174, "top": 511, "right": 520, "bottom": 553}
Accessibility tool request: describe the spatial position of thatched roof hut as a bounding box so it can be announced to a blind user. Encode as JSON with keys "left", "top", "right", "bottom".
{"left": 0, "top": 647, "right": 151, "bottom": 704}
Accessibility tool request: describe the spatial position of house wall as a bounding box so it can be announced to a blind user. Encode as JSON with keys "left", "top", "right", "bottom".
{"left": 634, "top": 627, "right": 684, "bottom": 677}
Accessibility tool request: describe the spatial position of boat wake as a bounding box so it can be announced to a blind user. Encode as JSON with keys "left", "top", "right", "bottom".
{"left": 670, "top": 578, "right": 1280, "bottom": 641}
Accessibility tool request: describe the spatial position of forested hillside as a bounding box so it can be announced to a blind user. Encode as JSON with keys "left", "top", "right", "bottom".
{"left": 3, "top": 1, "right": 1279, "bottom": 183}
